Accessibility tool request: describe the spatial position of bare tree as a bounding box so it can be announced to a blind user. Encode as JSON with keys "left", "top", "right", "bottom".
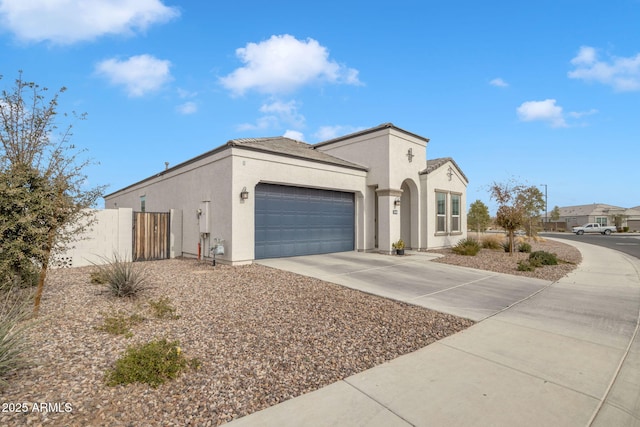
{"left": 490, "top": 180, "right": 546, "bottom": 254}
{"left": 0, "top": 72, "right": 105, "bottom": 315}
{"left": 490, "top": 180, "right": 525, "bottom": 255}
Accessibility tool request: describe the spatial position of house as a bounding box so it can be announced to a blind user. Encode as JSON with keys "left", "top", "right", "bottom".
{"left": 625, "top": 206, "right": 640, "bottom": 231}
{"left": 104, "top": 123, "right": 468, "bottom": 264}
{"left": 549, "top": 203, "right": 639, "bottom": 230}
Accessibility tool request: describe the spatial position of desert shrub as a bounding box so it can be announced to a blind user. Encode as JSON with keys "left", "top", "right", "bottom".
{"left": 0, "top": 261, "right": 40, "bottom": 291}
{"left": 0, "top": 290, "right": 32, "bottom": 387}
{"left": 90, "top": 270, "right": 107, "bottom": 285}
{"left": 452, "top": 238, "right": 481, "bottom": 256}
{"left": 148, "top": 297, "right": 180, "bottom": 320}
{"left": 92, "top": 254, "right": 147, "bottom": 298}
{"left": 501, "top": 240, "right": 511, "bottom": 253}
{"left": 518, "top": 242, "right": 532, "bottom": 253}
{"left": 481, "top": 235, "right": 503, "bottom": 250}
{"left": 95, "top": 311, "right": 144, "bottom": 338}
{"left": 105, "top": 338, "right": 199, "bottom": 388}
{"left": 517, "top": 260, "right": 536, "bottom": 271}
{"left": 529, "top": 251, "right": 558, "bottom": 266}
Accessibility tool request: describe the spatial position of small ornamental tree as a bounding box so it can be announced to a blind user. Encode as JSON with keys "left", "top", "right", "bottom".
{"left": 0, "top": 72, "right": 105, "bottom": 315}
{"left": 490, "top": 180, "right": 525, "bottom": 255}
{"left": 467, "top": 199, "right": 491, "bottom": 233}
{"left": 515, "top": 186, "right": 545, "bottom": 237}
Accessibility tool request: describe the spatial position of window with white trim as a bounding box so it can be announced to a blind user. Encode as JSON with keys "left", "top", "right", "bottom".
{"left": 451, "top": 193, "right": 461, "bottom": 232}
{"left": 595, "top": 217, "right": 608, "bottom": 226}
{"left": 436, "top": 192, "right": 447, "bottom": 232}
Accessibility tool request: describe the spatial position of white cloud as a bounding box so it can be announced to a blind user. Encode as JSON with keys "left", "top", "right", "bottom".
{"left": 0, "top": 0, "right": 179, "bottom": 44}
{"left": 238, "top": 99, "right": 305, "bottom": 132}
{"left": 516, "top": 99, "right": 567, "bottom": 128}
{"left": 489, "top": 78, "right": 509, "bottom": 87}
{"left": 259, "top": 100, "right": 305, "bottom": 128}
{"left": 95, "top": 54, "right": 172, "bottom": 97}
{"left": 236, "top": 116, "right": 277, "bottom": 132}
{"left": 283, "top": 130, "right": 304, "bottom": 141}
{"left": 313, "top": 125, "right": 364, "bottom": 141}
{"left": 176, "top": 101, "right": 197, "bottom": 115}
{"left": 568, "top": 45, "right": 640, "bottom": 92}
{"left": 220, "top": 34, "right": 362, "bottom": 96}
{"left": 177, "top": 88, "right": 198, "bottom": 99}
{"left": 568, "top": 108, "right": 598, "bottom": 119}
{"left": 571, "top": 46, "right": 597, "bottom": 66}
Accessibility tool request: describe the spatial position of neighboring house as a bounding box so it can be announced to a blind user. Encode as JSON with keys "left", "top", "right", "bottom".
{"left": 104, "top": 123, "right": 468, "bottom": 264}
{"left": 549, "top": 203, "right": 637, "bottom": 230}
{"left": 626, "top": 206, "right": 640, "bottom": 231}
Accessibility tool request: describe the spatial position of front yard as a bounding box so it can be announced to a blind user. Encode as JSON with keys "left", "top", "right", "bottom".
{"left": 2, "top": 260, "right": 472, "bottom": 426}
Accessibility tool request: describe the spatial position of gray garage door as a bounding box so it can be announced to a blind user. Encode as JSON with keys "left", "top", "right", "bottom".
{"left": 255, "top": 183, "right": 355, "bottom": 259}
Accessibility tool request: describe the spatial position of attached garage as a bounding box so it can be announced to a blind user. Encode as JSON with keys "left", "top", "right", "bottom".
{"left": 255, "top": 183, "right": 355, "bottom": 259}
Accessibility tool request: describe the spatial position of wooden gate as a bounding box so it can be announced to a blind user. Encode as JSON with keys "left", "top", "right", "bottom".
{"left": 133, "top": 212, "right": 170, "bottom": 261}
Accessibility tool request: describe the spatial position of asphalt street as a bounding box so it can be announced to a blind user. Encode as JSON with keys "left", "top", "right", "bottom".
{"left": 541, "top": 232, "right": 640, "bottom": 259}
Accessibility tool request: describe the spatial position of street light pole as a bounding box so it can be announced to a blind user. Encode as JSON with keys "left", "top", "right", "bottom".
{"left": 540, "top": 184, "right": 548, "bottom": 230}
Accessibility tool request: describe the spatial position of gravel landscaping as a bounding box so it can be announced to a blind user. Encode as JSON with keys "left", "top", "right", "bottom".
{"left": 430, "top": 236, "right": 582, "bottom": 282}
{"left": 1, "top": 259, "right": 473, "bottom": 426}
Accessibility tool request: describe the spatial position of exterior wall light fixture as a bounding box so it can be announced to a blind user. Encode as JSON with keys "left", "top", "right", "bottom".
{"left": 240, "top": 187, "right": 249, "bottom": 200}
{"left": 394, "top": 197, "right": 401, "bottom": 207}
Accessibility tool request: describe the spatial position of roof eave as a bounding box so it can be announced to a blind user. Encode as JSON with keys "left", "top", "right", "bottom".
{"left": 314, "top": 122, "right": 430, "bottom": 148}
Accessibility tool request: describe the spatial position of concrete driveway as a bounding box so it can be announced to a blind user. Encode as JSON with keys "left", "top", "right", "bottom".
{"left": 257, "top": 251, "right": 552, "bottom": 321}
{"left": 233, "top": 240, "right": 640, "bottom": 426}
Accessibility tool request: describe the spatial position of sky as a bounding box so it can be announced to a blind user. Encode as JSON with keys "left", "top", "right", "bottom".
{"left": 1, "top": 0, "right": 639, "bottom": 214}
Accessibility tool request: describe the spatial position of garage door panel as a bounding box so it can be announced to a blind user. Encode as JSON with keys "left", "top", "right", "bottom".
{"left": 255, "top": 183, "right": 354, "bottom": 259}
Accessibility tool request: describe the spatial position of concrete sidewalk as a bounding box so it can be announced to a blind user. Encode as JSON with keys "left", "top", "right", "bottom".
{"left": 228, "top": 240, "right": 640, "bottom": 426}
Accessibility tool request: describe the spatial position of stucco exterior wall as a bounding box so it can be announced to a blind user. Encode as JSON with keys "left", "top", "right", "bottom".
{"left": 58, "top": 208, "right": 133, "bottom": 267}
{"left": 105, "top": 150, "right": 233, "bottom": 261}
{"left": 423, "top": 160, "right": 468, "bottom": 249}
{"left": 105, "top": 147, "right": 368, "bottom": 264}
{"left": 229, "top": 148, "right": 368, "bottom": 264}
{"left": 316, "top": 126, "right": 429, "bottom": 253}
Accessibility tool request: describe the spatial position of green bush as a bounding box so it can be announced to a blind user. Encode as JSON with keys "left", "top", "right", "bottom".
{"left": 452, "top": 238, "right": 481, "bottom": 256}
{"left": 105, "top": 338, "right": 199, "bottom": 388}
{"left": 148, "top": 297, "right": 180, "bottom": 320}
{"left": 517, "top": 260, "right": 536, "bottom": 271}
{"left": 0, "top": 261, "right": 40, "bottom": 291}
{"left": 518, "top": 242, "right": 532, "bottom": 253}
{"left": 501, "top": 240, "right": 511, "bottom": 253}
{"left": 529, "top": 251, "right": 558, "bottom": 266}
{"left": 0, "top": 290, "right": 32, "bottom": 387}
{"left": 92, "top": 254, "right": 148, "bottom": 298}
{"left": 95, "top": 311, "right": 144, "bottom": 338}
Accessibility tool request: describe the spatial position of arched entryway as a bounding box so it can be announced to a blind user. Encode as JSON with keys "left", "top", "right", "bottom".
{"left": 400, "top": 179, "right": 419, "bottom": 249}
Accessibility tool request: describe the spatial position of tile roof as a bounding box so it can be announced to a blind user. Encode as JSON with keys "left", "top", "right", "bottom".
{"left": 227, "top": 137, "right": 368, "bottom": 171}
{"left": 313, "top": 122, "right": 430, "bottom": 148}
{"left": 557, "top": 203, "right": 627, "bottom": 217}
{"left": 420, "top": 157, "right": 469, "bottom": 183}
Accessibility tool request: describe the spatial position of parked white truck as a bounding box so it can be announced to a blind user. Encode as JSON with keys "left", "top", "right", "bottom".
{"left": 572, "top": 223, "right": 617, "bottom": 235}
